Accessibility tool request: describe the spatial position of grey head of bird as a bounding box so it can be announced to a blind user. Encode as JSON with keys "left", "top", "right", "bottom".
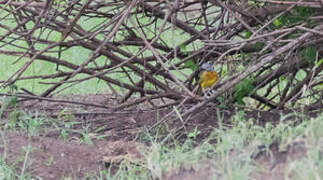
{"left": 199, "top": 62, "right": 214, "bottom": 71}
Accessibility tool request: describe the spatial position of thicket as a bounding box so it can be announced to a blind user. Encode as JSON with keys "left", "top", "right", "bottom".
{"left": 0, "top": 0, "right": 322, "bottom": 116}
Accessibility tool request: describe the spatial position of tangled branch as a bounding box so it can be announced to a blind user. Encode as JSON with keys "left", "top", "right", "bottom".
{"left": 0, "top": 0, "right": 322, "bottom": 114}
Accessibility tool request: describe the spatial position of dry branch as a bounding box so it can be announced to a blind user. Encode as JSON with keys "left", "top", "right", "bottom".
{"left": 0, "top": 0, "right": 322, "bottom": 115}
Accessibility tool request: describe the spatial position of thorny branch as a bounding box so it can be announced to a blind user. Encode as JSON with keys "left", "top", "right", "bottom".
{"left": 0, "top": 0, "right": 322, "bottom": 116}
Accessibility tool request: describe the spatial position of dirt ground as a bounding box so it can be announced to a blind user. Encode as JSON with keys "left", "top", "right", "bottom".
{"left": 0, "top": 94, "right": 319, "bottom": 179}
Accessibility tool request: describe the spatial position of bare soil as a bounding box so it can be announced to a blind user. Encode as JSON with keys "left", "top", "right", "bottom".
{"left": 0, "top": 94, "right": 319, "bottom": 179}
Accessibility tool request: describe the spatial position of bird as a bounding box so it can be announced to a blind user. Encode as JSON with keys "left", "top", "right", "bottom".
{"left": 196, "top": 62, "right": 218, "bottom": 95}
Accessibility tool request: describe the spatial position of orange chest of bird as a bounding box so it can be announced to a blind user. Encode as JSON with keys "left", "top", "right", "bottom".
{"left": 199, "top": 71, "right": 218, "bottom": 89}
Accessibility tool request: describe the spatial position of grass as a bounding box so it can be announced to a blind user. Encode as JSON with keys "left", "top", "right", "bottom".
{"left": 92, "top": 111, "right": 322, "bottom": 180}
{"left": 0, "top": 131, "right": 33, "bottom": 180}
{"left": 0, "top": 104, "right": 322, "bottom": 179}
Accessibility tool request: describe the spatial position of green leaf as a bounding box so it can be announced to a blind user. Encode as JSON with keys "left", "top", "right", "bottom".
{"left": 184, "top": 59, "right": 197, "bottom": 71}
{"left": 179, "top": 44, "right": 186, "bottom": 52}
{"left": 7, "top": 110, "right": 22, "bottom": 129}
{"left": 248, "top": 0, "right": 256, "bottom": 5}
{"left": 233, "top": 77, "right": 255, "bottom": 105}
{"left": 9, "top": 84, "right": 18, "bottom": 93}
{"left": 273, "top": 19, "right": 282, "bottom": 27}
{"left": 235, "top": 96, "right": 245, "bottom": 105}
{"left": 316, "top": 59, "right": 323, "bottom": 67}
{"left": 288, "top": 16, "right": 304, "bottom": 24}
{"left": 243, "top": 31, "right": 252, "bottom": 39}
{"left": 9, "top": 96, "right": 18, "bottom": 108}
{"left": 295, "top": 7, "right": 314, "bottom": 17}
{"left": 271, "top": 15, "right": 288, "bottom": 29}
{"left": 280, "top": 75, "right": 285, "bottom": 81}
{"left": 221, "top": 67, "right": 227, "bottom": 77}
{"left": 259, "top": 2, "right": 265, "bottom": 6}
{"left": 188, "top": 127, "right": 200, "bottom": 139}
{"left": 179, "top": 44, "right": 189, "bottom": 57}
{"left": 287, "top": 7, "right": 314, "bottom": 24}
{"left": 300, "top": 45, "right": 316, "bottom": 63}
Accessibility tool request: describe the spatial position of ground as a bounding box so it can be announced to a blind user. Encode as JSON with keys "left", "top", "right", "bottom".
{"left": 0, "top": 94, "right": 321, "bottom": 179}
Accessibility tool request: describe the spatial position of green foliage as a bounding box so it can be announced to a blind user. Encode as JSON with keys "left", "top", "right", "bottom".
{"left": 9, "top": 96, "right": 18, "bottom": 108}
{"left": 221, "top": 65, "right": 228, "bottom": 77}
{"left": 179, "top": 44, "right": 197, "bottom": 71}
{"left": 18, "top": 112, "right": 46, "bottom": 136}
{"left": 291, "top": 6, "right": 314, "bottom": 23}
{"left": 273, "top": 18, "right": 283, "bottom": 27}
{"left": 272, "top": 7, "right": 314, "bottom": 29}
{"left": 184, "top": 59, "right": 197, "bottom": 71}
{"left": 0, "top": 96, "right": 17, "bottom": 120}
{"left": 0, "top": 157, "right": 31, "bottom": 180}
{"left": 300, "top": 45, "right": 316, "bottom": 64}
{"left": 90, "top": 113, "right": 323, "bottom": 179}
{"left": 6, "top": 110, "right": 22, "bottom": 129}
{"left": 187, "top": 127, "right": 200, "bottom": 139}
{"left": 0, "top": 87, "right": 19, "bottom": 127}
{"left": 272, "top": 16, "right": 287, "bottom": 29}
{"left": 9, "top": 84, "right": 18, "bottom": 93}
{"left": 243, "top": 31, "right": 252, "bottom": 39}
{"left": 79, "top": 125, "right": 93, "bottom": 145}
{"left": 279, "top": 74, "right": 286, "bottom": 81}
{"left": 316, "top": 58, "right": 323, "bottom": 67}
{"left": 0, "top": 84, "right": 20, "bottom": 112}
{"left": 233, "top": 77, "right": 255, "bottom": 105}
{"left": 308, "top": 116, "right": 323, "bottom": 142}
{"left": 179, "top": 44, "right": 187, "bottom": 53}
{"left": 57, "top": 120, "right": 77, "bottom": 140}
{"left": 286, "top": 115, "right": 323, "bottom": 179}
{"left": 295, "top": 6, "right": 314, "bottom": 18}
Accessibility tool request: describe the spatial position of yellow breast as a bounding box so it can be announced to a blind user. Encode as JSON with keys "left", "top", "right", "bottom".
{"left": 199, "top": 71, "right": 218, "bottom": 89}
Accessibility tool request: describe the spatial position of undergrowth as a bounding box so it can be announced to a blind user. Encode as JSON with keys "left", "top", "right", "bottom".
{"left": 0, "top": 107, "right": 322, "bottom": 179}
{"left": 95, "top": 111, "right": 323, "bottom": 180}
